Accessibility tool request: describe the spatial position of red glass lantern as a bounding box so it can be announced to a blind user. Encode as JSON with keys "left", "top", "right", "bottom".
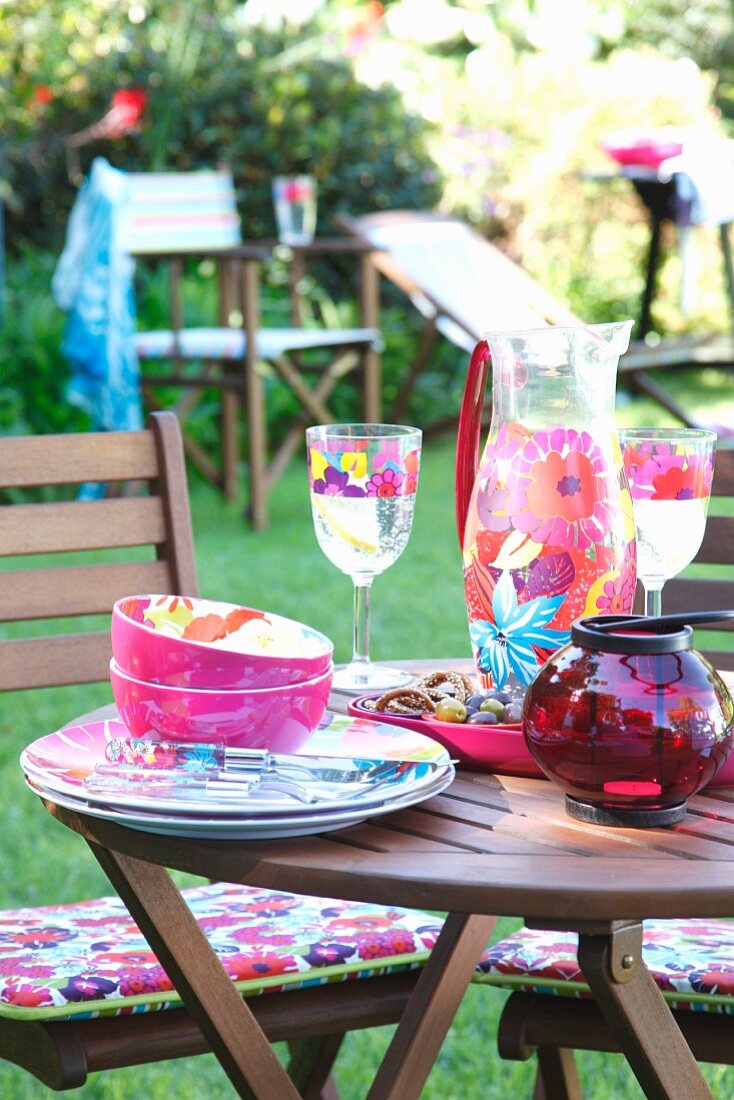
{"left": 524, "top": 613, "right": 734, "bottom": 827}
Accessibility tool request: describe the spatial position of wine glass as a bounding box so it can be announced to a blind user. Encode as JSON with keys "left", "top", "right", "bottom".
{"left": 306, "top": 423, "right": 422, "bottom": 692}
{"left": 618, "top": 427, "right": 717, "bottom": 616}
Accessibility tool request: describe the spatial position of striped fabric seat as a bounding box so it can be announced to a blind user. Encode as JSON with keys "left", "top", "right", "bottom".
{"left": 122, "top": 171, "right": 241, "bottom": 254}
{"left": 134, "top": 326, "right": 379, "bottom": 361}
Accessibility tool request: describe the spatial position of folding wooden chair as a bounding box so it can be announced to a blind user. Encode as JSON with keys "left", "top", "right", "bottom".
{"left": 56, "top": 161, "right": 381, "bottom": 530}
{"left": 129, "top": 172, "right": 381, "bottom": 529}
{"left": 472, "top": 446, "right": 734, "bottom": 1097}
{"left": 340, "top": 208, "right": 729, "bottom": 431}
{"left": 0, "top": 412, "right": 440, "bottom": 1094}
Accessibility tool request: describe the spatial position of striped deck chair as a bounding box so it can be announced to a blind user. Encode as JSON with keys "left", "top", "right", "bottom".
{"left": 58, "top": 160, "right": 380, "bottom": 528}
{"left": 340, "top": 209, "right": 729, "bottom": 431}
{"left": 339, "top": 210, "right": 579, "bottom": 425}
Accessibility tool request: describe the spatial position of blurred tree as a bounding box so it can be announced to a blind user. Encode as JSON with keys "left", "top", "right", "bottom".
{"left": 0, "top": 0, "right": 441, "bottom": 250}
{"left": 612, "top": 0, "right": 734, "bottom": 128}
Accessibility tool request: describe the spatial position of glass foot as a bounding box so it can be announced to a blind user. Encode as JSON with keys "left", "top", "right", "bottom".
{"left": 331, "top": 662, "right": 413, "bottom": 694}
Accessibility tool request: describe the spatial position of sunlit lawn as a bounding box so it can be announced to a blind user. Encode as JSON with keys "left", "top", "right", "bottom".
{"left": 1, "top": 361, "right": 734, "bottom": 1097}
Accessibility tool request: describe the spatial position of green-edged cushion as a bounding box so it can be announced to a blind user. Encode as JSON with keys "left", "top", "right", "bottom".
{"left": 474, "top": 920, "right": 734, "bottom": 1012}
{"left": 0, "top": 882, "right": 443, "bottom": 1022}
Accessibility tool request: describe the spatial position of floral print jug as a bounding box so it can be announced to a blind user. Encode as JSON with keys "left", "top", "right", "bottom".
{"left": 455, "top": 323, "right": 637, "bottom": 690}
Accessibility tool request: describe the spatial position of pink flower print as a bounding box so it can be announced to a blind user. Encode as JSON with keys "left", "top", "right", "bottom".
{"left": 373, "top": 440, "right": 400, "bottom": 466}
{"left": 223, "top": 950, "right": 298, "bottom": 980}
{"left": 595, "top": 573, "right": 631, "bottom": 615}
{"left": 2, "top": 981, "right": 55, "bottom": 1008}
{"left": 477, "top": 468, "right": 512, "bottom": 532}
{"left": 356, "top": 928, "right": 417, "bottom": 960}
{"left": 476, "top": 423, "right": 529, "bottom": 532}
{"left": 0, "top": 958, "right": 55, "bottom": 978}
{"left": 505, "top": 428, "right": 614, "bottom": 550}
{"left": 652, "top": 459, "right": 712, "bottom": 501}
{"left": 4, "top": 925, "right": 76, "bottom": 950}
{"left": 366, "top": 468, "right": 404, "bottom": 498}
{"left": 622, "top": 443, "right": 712, "bottom": 501}
{"left": 119, "top": 966, "right": 172, "bottom": 996}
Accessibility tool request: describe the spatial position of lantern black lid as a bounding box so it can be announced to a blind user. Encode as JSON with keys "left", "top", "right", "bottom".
{"left": 572, "top": 611, "right": 734, "bottom": 656}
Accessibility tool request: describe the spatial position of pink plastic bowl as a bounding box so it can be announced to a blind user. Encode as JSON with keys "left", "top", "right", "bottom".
{"left": 600, "top": 135, "right": 684, "bottom": 170}
{"left": 111, "top": 595, "right": 334, "bottom": 690}
{"left": 109, "top": 659, "right": 333, "bottom": 751}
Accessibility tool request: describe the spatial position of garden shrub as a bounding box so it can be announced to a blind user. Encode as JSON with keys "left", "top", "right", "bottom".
{"left": 1, "top": 2, "right": 442, "bottom": 253}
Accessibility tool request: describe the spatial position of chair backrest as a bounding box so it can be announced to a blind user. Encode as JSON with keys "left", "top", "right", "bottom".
{"left": 664, "top": 446, "right": 734, "bottom": 670}
{"left": 0, "top": 412, "right": 198, "bottom": 691}
{"left": 121, "top": 170, "right": 242, "bottom": 254}
{"left": 341, "top": 210, "right": 580, "bottom": 352}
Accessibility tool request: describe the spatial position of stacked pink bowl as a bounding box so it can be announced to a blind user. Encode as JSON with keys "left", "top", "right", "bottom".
{"left": 110, "top": 595, "right": 334, "bottom": 752}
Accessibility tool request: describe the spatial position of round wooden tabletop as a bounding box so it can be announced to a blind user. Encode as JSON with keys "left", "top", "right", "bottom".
{"left": 43, "top": 664, "right": 734, "bottom": 925}
{"left": 44, "top": 749, "right": 734, "bottom": 925}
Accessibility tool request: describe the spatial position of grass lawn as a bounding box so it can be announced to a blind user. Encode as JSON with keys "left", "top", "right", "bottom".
{"left": 2, "top": 368, "right": 734, "bottom": 1097}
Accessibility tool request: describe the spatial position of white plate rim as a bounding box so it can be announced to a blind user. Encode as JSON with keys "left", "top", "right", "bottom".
{"left": 26, "top": 765, "right": 455, "bottom": 840}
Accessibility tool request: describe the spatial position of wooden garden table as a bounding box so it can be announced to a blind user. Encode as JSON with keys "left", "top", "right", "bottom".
{"left": 40, "top": 663, "right": 734, "bottom": 1100}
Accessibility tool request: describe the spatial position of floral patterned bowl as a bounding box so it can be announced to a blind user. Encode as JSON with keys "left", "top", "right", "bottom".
{"left": 109, "top": 659, "right": 333, "bottom": 751}
{"left": 112, "top": 595, "right": 334, "bottom": 690}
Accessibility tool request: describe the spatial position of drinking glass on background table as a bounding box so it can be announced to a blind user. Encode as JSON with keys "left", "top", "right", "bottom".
{"left": 619, "top": 427, "right": 717, "bottom": 616}
{"left": 272, "top": 174, "right": 317, "bottom": 245}
{"left": 306, "top": 423, "right": 422, "bottom": 692}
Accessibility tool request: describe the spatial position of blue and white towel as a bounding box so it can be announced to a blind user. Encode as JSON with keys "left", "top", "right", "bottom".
{"left": 52, "top": 157, "right": 143, "bottom": 433}
{"left": 658, "top": 136, "right": 734, "bottom": 227}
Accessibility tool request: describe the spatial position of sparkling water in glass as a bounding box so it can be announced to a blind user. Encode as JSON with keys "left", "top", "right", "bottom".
{"left": 306, "top": 423, "right": 422, "bottom": 692}
{"left": 619, "top": 427, "right": 716, "bottom": 616}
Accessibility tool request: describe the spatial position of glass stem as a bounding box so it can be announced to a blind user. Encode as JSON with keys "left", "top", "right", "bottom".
{"left": 643, "top": 583, "right": 663, "bottom": 617}
{"left": 351, "top": 577, "right": 374, "bottom": 670}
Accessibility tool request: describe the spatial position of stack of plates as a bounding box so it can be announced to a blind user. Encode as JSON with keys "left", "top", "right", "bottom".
{"left": 20, "top": 713, "right": 454, "bottom": 840}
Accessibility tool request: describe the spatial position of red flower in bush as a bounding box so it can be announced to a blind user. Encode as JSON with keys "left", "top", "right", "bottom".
{"left": 32, "top": 85, "right": 54, "bottom": 106}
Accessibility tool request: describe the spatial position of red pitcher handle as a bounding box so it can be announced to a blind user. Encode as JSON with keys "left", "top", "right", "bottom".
{"left": 455, "top": 339, "right": 491, "bottom": 548}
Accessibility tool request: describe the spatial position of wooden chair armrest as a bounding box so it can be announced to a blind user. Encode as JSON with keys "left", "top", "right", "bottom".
{"left": 288, "top": 237, "right": 374, "bottom": 256}
{"left": 131, "top": 245, "right": 272, "bottom": 263}
{"left": 237, "top": 236, "right": 374, "bottom": 256}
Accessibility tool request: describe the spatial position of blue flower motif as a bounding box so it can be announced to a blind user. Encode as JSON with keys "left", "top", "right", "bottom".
{"left": 469, "top": 570, "right": 570, "bottom": 688}
{"left": 182, "top": 744, "right": 219, "bottom": 772}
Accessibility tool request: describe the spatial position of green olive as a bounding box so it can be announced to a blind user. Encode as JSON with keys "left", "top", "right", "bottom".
{"left": 479, "top": 697, "right": 505, "bottom": 717}
{"left": 434, "top": 698, "right": 468, "bottom": 724}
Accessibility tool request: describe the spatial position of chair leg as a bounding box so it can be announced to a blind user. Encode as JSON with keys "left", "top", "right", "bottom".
{"left": 391, "top": 320, "right": 439, "bottom": 423}
{"left": 264, "top": 351, "right": 358, "bottom": 496}
{"left": 358, "top": 254, "right": 381, "bottom": 423}
{"left": 719, "top": 222, "right": 734, "bottom": 335}
{"left": 533, "top": 1049, "right": 583, "bottom": 1100}
{"left": 221, "top": 385, "right": 241, "bottom": 502}
{"left": 285, "top": 1036, "right": 344, "bottom": 1100}
{"left": 627, "top": 369, "right": 702, "bottom": 429}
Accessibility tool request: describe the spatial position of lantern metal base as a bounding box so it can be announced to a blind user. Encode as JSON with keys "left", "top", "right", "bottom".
{"left": 565, "top": 795, "right": 687, "bottom": 829}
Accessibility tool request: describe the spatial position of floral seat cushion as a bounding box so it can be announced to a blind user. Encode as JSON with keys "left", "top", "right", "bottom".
{"left": 474, "top": 920, "right": 734, "bottom": 1013}
{"left": 0, "top": 881, "right": 443, "bottom": 1022}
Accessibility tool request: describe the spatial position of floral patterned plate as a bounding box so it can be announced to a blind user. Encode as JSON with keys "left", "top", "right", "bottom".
{"left": 348, "top": 696, "right": 542, "bottom": 777}
{"left": 21, "top": 713, "right": 453, "bottom": 821}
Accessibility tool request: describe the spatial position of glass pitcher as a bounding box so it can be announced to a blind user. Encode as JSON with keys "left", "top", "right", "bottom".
{"left": 455, "top": 322, "right": 636, "bottom": 690}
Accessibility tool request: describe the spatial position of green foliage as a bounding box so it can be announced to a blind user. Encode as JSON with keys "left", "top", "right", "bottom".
{"left": 0, "top": 246, "right": 87, "bottom": 436}
{"left": 1, "top": 1, "right": 441, "bottom": 252}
